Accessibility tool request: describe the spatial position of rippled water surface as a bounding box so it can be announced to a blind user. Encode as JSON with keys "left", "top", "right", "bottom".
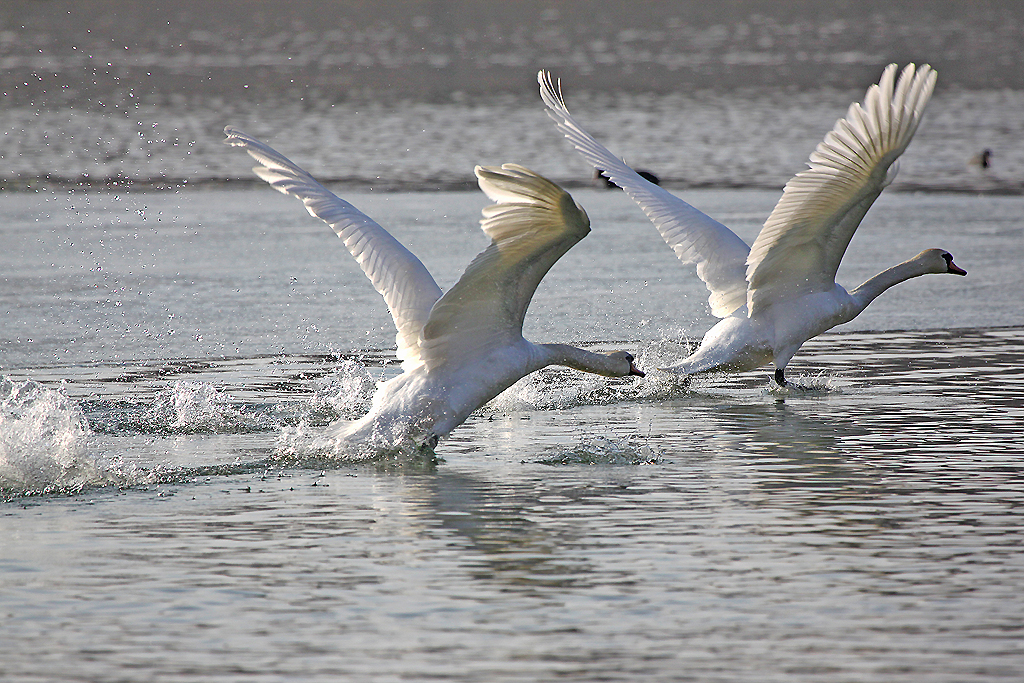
{"left": 2, "top": 182, "right": 1023, "bottom": 681}
{"left": 2, "top": 333, "right": 1023, "bottom": 682}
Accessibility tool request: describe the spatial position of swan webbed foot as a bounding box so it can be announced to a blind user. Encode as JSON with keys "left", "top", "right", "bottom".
{"left": 419, "top": 433, "right": 440, "bottom": 451}
{"left": 774, "top": 368, "right": 787, "bottom": 387}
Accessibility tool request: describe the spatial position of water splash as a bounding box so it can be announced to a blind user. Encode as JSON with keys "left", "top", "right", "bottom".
{"left": 276, "top": 418, "right": 439, "bottom": 472}
{"left": 82, "top": 362, "right": 376, "bottom": 438}
{"left": 635, "top": 336, "right": 696, "bottom": 372}
{"left": 0, "top": 376, "right": 287, "bottom": 497}
{"left": 537, "top": 433, "right": 663, "bottom": 466}
{"left": 763, "top": 372, "right": 842, "bottom": 396}
{"left": 633, "top": 339, "right": 845, "bottom": 398}
{"left": 274, "top": 360, "right": 436, "bottom": 465}
{"left": 486, "top": 338, "right": 706, "bottom": 411}
{"left": 487, "top": 366, "right": 644, "bottom": 413}
{"left": 86, "top": 380, "right": 281, "bottom": 435}
{"left": 304, "top": 360, "right": 377, "bottom": 422}
{"left": 481, "top": 340, "right": 707, "bottom": 414}
{"left": 145, "top": 380, "right": 246, "bottom": 432}
{"left": 0, "top": 377, "right": 124, "bottom": 495}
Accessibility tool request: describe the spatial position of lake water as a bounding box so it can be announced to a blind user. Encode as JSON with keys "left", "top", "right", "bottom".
{"left": 2, "top": 183, "right": 1023, "bottom": 682}
{"left": 3, "top": 1, "right": 1024, "bottom": 679}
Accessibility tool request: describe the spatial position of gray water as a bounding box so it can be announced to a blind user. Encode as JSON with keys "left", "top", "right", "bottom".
{"left": 3, "top": 1, "right": 1024, "bottom": 680}
{"left": 2, "top": 185, "right": 1023, "bottom": 682}
{"left": 5, "top": 0, "right": 1024, "bottom": 193}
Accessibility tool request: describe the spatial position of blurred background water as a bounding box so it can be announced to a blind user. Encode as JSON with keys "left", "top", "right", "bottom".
{"left": 2, "top": 2, "right": 1023, "bottom": 681}
{"left": 3, "top": 0, "right": 1024, "bottom": 192}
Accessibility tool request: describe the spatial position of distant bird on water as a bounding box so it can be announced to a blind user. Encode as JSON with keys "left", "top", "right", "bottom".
{"left": 594, "top": 168, "right": 660, "bottom": 188}
{"left": 224, "top": 127, "right": 643, "bottom": 451}
{"left": 969, "top": 148, "right": 993, "bottom": 170}
{"left": 540, "top": 64, "right": 967, "bottom": 386}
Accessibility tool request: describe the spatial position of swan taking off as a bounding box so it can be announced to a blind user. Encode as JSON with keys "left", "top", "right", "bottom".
{"left": 224, "top": 127, "right": 642, "bottom": 450}
{"left": 540, "top": 64, "right": 966, "bottom": 386}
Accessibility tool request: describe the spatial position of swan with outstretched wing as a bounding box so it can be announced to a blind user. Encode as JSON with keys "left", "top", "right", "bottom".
{"left": 539, "top": 64, "right": 965, "bottom": 386}
{"left": 225, "top": 127, "right": 642, "bottom": 449}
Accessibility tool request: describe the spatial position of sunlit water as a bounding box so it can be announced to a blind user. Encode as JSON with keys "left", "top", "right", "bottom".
{"left": 2, "top": 182, "right": 1023, "bottom": 681}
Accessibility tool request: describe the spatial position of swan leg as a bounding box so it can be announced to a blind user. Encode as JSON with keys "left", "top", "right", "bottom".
{"left": 420, "top": 433, "right": 440, "bottom": 451}
{"left": 774, "top": 367, "right": 787, "bottom": 386}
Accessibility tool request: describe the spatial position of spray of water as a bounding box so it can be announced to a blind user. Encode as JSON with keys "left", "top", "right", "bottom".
{"left": 0, "top": 377, "right": 119, "bottom": 495}
{"left": 537, "top": 433, "right": 663, "bottom": 466}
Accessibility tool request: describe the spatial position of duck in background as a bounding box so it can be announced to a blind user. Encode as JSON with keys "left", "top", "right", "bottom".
{"left": 969, "top": 148, "right": 993, "bottom": 171}
{"left": 594, "top": 168, "right": 660, "bottom": 188}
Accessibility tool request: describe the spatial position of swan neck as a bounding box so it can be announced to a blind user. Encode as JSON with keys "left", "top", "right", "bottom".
{"left": 540, "top": 343, "right": 623, "bottom": 377}
{"left": 849, "top": 258, "right": 928, "bottom": 310}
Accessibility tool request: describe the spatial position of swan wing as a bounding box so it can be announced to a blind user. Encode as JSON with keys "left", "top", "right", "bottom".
{"left": 745, "top": 64, "right": 936, "bottom": 314}
{"left": 539, "top": 70, "right": 750, "bottom": 318}
{"left": 223, "top": 127, "right": 442, "bottom": 368}
{"left": 418, "top": 164, "right": 589, "bottom": 366}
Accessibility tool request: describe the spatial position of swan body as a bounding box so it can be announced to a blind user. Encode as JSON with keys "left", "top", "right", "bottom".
{"left": 681, "top": 249, "right": 963, "bottom": 381}
{"left": 224, "top": 127, "right": 642, "bottom": 449}
{"left": 539, "top": 64, "right": 967, "bottom": 385}
{"left": 344, "top": 339, "right": 636, "bottom": 444}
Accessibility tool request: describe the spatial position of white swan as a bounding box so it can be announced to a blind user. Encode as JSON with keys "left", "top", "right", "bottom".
{"left": 223, "top": 127, "right": 643, "bottom": 449}
{"left": 540, "top": 64, "right": 967, "bottom": 386}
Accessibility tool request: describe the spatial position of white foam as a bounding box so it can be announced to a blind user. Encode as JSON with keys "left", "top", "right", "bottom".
{"left": 145, "top": 380, "right": 256, "bottom": 433}
{"left": 0, "top": 377, "right": 114, "bottom": 494}
{"left": 275, "top": 361, "right": 436, "bottom": 465}
{"left": 275, "top": 417, "right": 438, "bottom": 470}
{"left": 305, "top": 360, "right": 376, "bottom": 420}
{"left": 763, "top": 371, "right": 843, "bottom": 396}
{"left": 487, "top": 368, "right": 615, "bottom": 412}
{"left": 538, "top": 433, "right": 662, "bottom": 466}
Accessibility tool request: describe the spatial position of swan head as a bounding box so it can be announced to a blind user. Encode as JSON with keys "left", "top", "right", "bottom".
{"left": 916, "top": 248, "right": 967, "bottom": 276}
{"left": 606, "top": 351, "right": 645, "bottom": 378}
